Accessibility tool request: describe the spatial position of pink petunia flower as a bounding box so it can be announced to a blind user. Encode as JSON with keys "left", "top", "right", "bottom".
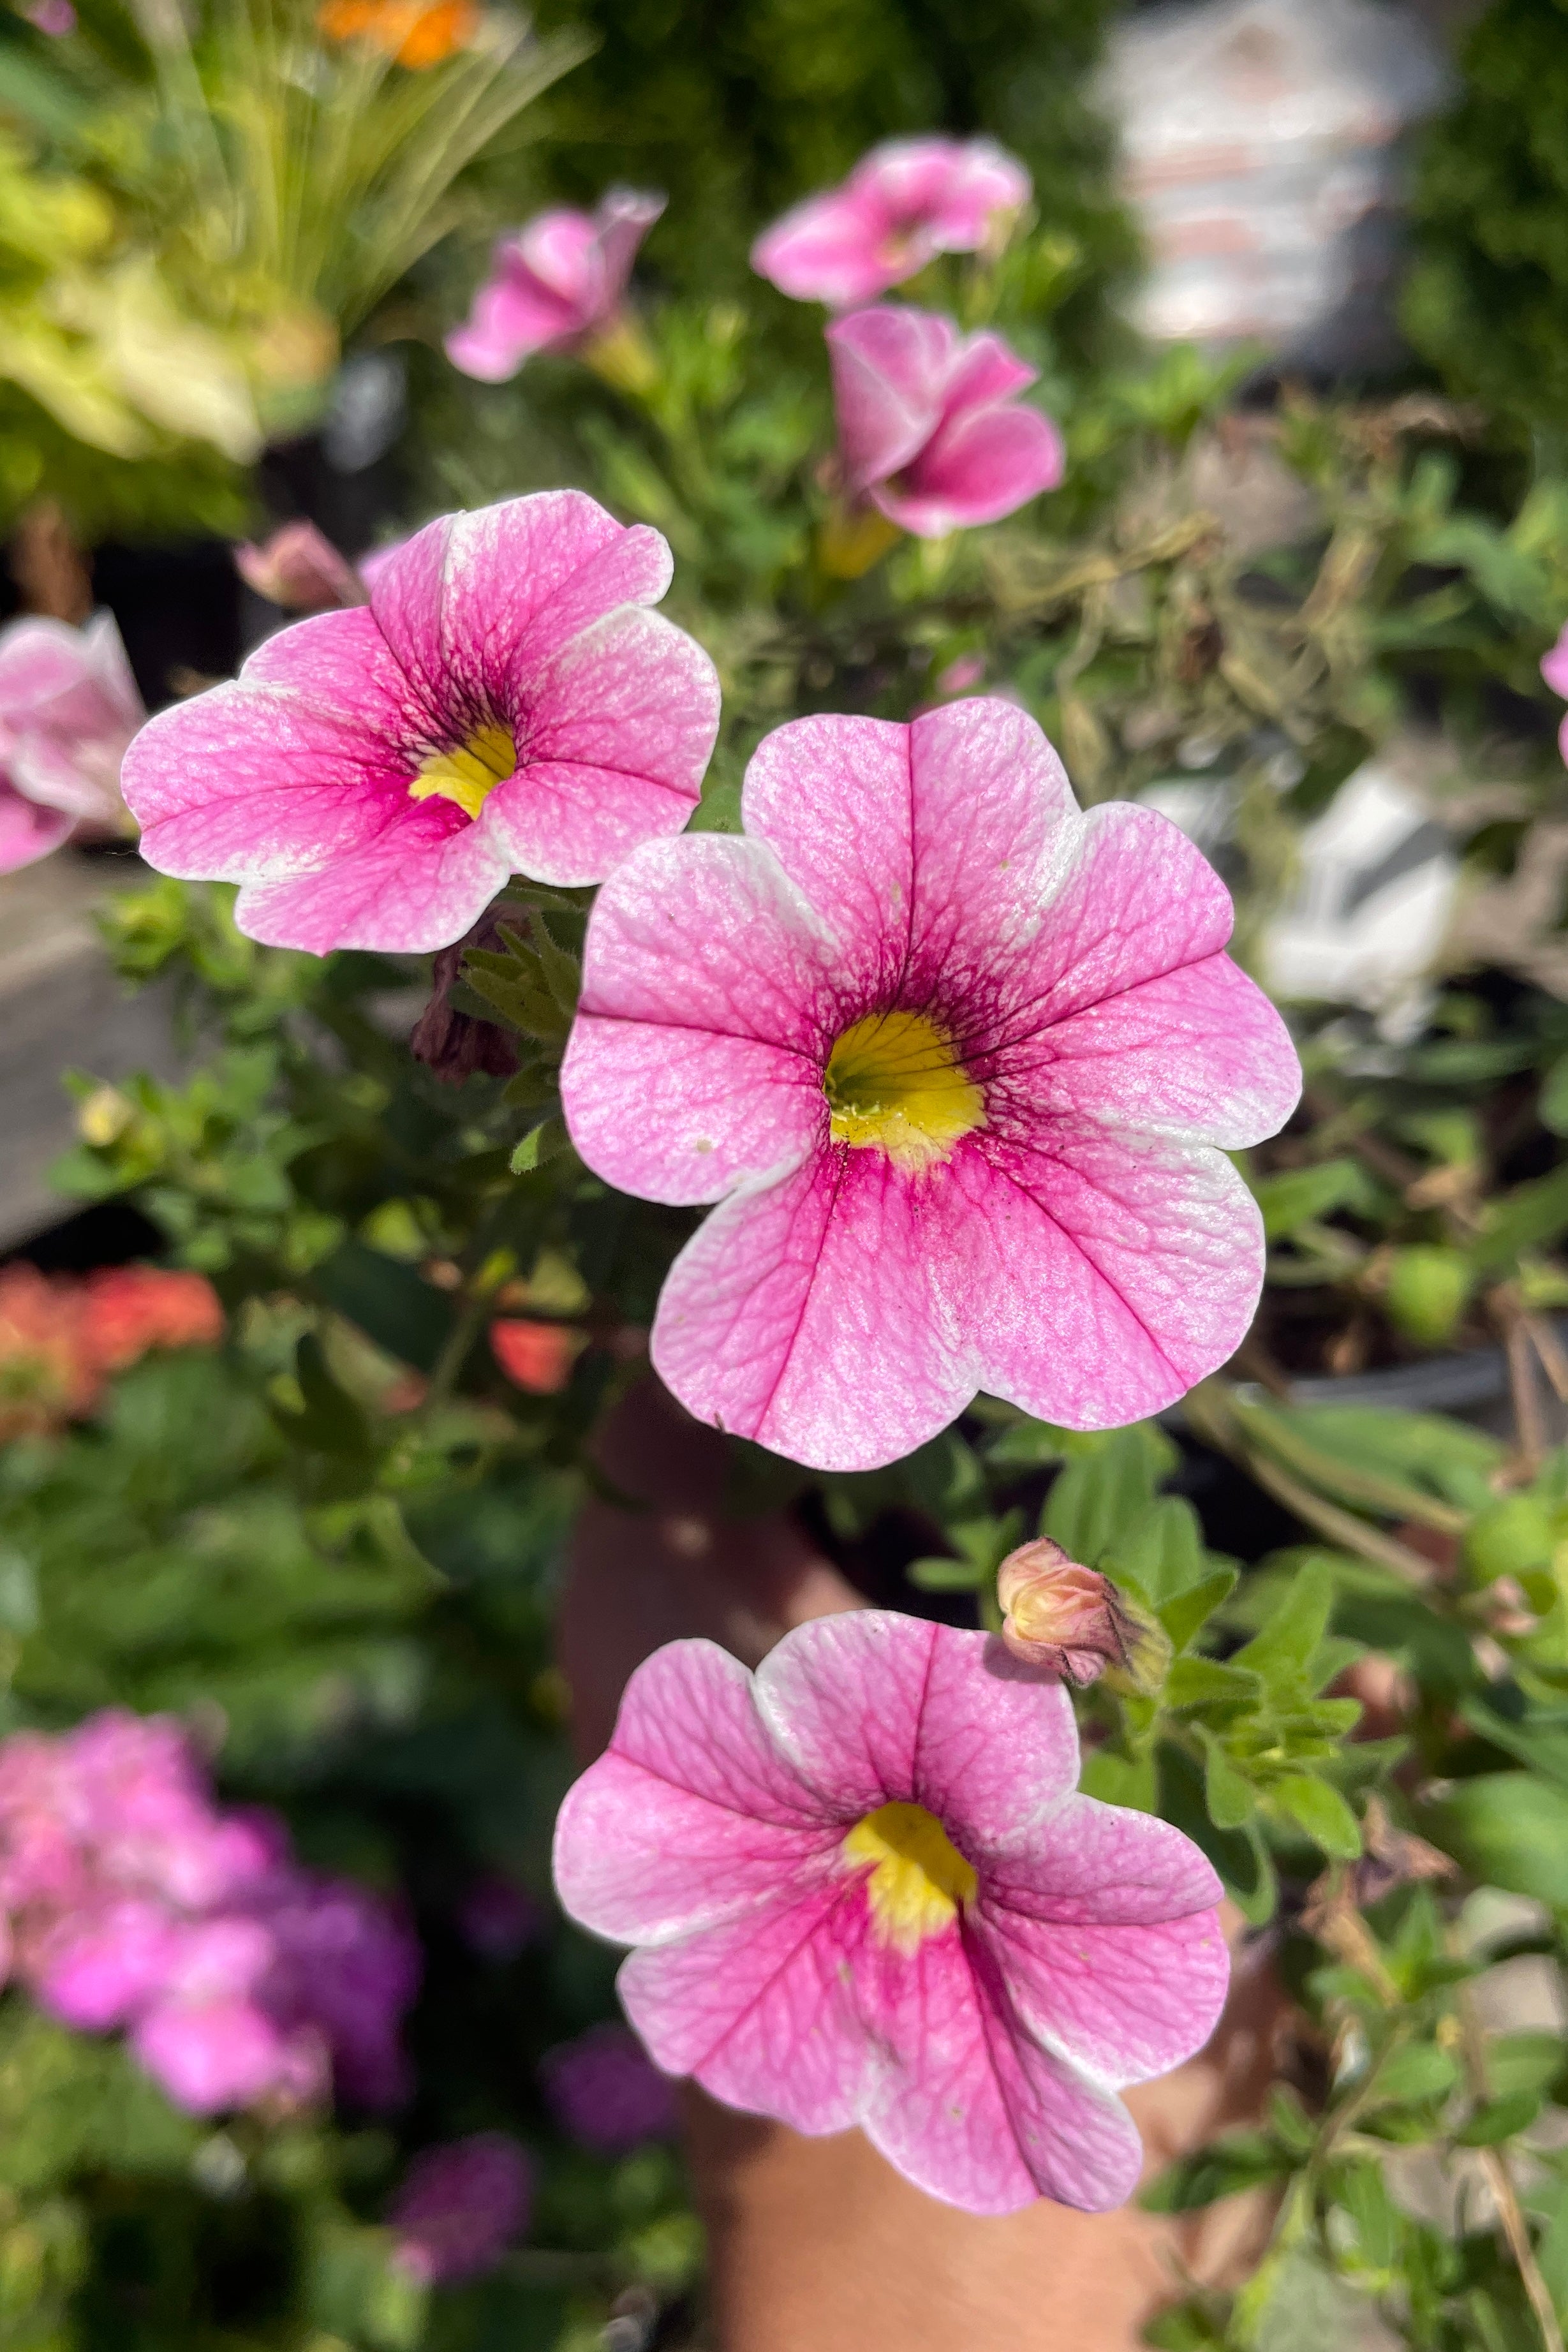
{"left": 753, "top": 137, "right": 1030, "bottom": 307}
{"left": 554, "top": 1612, "right": 1229, "bottom": 2215}
{"left": 389, "top": 2133, "right": 533, "bottom": 2284}
{"left": 0, "top": 612, "right": 144, "bottom": 873}
{"left": 122, "top": 491, "right": 721, "bottom": 955}
{"left": 445, "top": 190, "right": 665, "bottom": 383}
{"left": 827, "top": 304, "right": 1063, "bottom": 538}
{"left": 561, "top": 697, "right": 1299, "bottom": 1472}
{"left": 1542, "top": 623, "right": 1568, "bottom": 764}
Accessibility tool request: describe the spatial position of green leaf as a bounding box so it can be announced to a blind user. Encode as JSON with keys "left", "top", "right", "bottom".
{"left": 510, "top": 1117, "right": 568, "bottom": 1174}
{"left": 1159, "top": 1743, "right": 1276, "bottom": 1922}
{"left": 1333, "top": 2158, "right": 1402, "bottom": 2270}
{"left": 1254, "top": 1158, "right": 1376, "bottom": 1240}
{"left": 1269, "top": 1773, "right": 1361, "bottom": 1858}
{"left": 1107, "top": 1495, "right": 1213, "bottom": 1606}
{"left": 1165, "top": 1655, "right": 1262, "bottom": 1714}
{"left": 1079, "top": 1750, "right": 1157, "bottom": 1811}
{"left": 1423, "top": 1773, "right": 1568, "bottom": 1907}
{"left": 1141, "top": 2131, "right": 1292, "bottom": 2212}
{"left": 1455, "top": 2089, "right": 1542, "bottom": 2146}
{"left": 1040, "top": 1423, "right": 1177, "bottom": 1563}
{"left": 1366, "top": 2041, "right": 1460, "bottom": 2109}
{"left": 906, "top": 1557, "right": 985, "bottom": 1591}
{"left": 1472, "top": 1161, "right": 1568, "bottom": 1274}
{"left": 1202, "top": 1737, "right": 1255, "bottom": 1830}
{"left": 1539, "top": 1053, "right": 1568, "bottom": 1137}
{"left": 1158, "top": 1566, "right": 1239, "bottom": 1655}
{"left": 1231, "top": 1560, "right": 1336, "bottom": 1692}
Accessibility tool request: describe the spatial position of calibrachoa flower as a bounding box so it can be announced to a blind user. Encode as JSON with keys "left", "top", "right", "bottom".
{"left": 1543, "top": 623, "right": 1568, "bottom": 763}
{"left": 0, "top": 1711, "right": 419, "bottom": 2116}
{"left": 561, "top": 697, "right": 1300, "bottom": 1472}
{"left": 554, "top": 1613, "right": 1228, "bottom": 2214}
{"left": 122, "top": 491, "right": 721, "bottom": 954}
{"left": 826, "top": 304, "right": 1063, "bottom": 538}
{"left": 541, "top": 2020, "right": 678, "bottom": 2153}
{"left": 389, "top": 2133, "right": 533, "bottom": 2284}
{"left": 0, "top": 612, "right": 144, "bottom": 873}
{"left": 446, "top": 191, "right": 665, "bottom": 382}
{"left": 235, "top": 523, "right": 408, "bottom": 614}
{"left": 752, "top": 137, "right": 1030, "bottom": 307}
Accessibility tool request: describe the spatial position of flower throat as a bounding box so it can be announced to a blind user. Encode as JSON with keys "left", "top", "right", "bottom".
{"left": 824, "top": 1009, "right": 983, "bottom": 1171}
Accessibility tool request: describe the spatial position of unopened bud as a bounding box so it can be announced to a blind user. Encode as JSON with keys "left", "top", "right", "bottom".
{"left": 996, "top": 1540, "right": 1169, "bottom": 1692}
{"left": 234, "top": 522, "right": 364, "bottom": 613}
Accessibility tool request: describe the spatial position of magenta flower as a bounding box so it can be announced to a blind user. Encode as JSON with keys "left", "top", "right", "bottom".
{"left": 827, "top": 304, "right": 1063, "bottom": 538}
{"left": 236, "top": 521, "right": 366, "bottom": 613}
{"left": 446, "top": 189, "right": 664, "bottom": 382}
{"left": 554, "top": 1612, "right": 1227, "bottom": 2215}
{"left": 390, "top": 2133, "right": 533, "bottom": 2284}
{"left": 753, "top": 137, "right": 1030, "bottom": 307}
{"left": 0, "top": 612, "right": 144, "bottom": 872}
{"left": 1543, "top": 623, "right": 1568, "bottom": 763}
{"left": 541, "top": 2020, "right": 678, "bottom": 2153}
{"left": 561, "top": 697, "right": 1299, "bottom": 1472}
{"left": 122, "top": 491, "right": 721, "bottom": 954}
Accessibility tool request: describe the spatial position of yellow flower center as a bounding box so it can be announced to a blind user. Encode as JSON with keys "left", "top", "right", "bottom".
{"left": 408, "top": 722, "right": 517, "bottom": 820}
{"left": 841, "top": 1800, "right": 978, "bottom": 1953}
{"left": 824, "top": 1010, "right": 984, "bottom": 1171}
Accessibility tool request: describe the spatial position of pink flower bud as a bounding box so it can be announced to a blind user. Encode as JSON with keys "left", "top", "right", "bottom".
{"left": 234, "top": 522, "right": 364, "bottom": 612}
{"left": 996, "top": 1541, "right": 1167, "bottom": 1690}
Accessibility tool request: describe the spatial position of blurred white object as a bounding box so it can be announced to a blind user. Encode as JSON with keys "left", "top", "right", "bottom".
{"left": 1105, "top": 0, "right": 1451, "bottom": 370}
{"left": 1264, "top": 760, "right": 1456, "bottom": 1025}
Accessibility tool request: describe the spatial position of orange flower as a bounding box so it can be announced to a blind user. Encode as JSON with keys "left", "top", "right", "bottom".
{"left": 81, "top": 1267, "right": 224, "bottom": 1374}
{"left": 316, "top": 0, "right": 477, "bottom": 67}
{"left": 0, "top": 1266, "right": 98, "bottom": 1440}
{"left": 490, "top": 1319, "right": 579, "bottom": 1396}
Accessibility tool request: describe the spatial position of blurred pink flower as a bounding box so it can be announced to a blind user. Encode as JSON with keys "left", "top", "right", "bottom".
{"left": 124, "top": 491, "right": 720, "bottom": 954}
{"left": 753, "top": 137, "right": 1030, "bottom": 306}
{"left": 236, "top": 522, "right": 366, "bottom": 614}
{"left": 540, "top": 2021, "right": 677, "bottom": 2153}
{"left": 0, "top": 1711, "right": 418, "bottom": 2117}
{"left": 827, "top": 304, "right": 1063, "bottom": 538}
{"left": 0, "top": 612, "right": 143, "bottom": 872}
{"left": 446, "top": 190, "right": 664, "bottom": 382}
{"left": 1542, "top": 623, "right": 1568, "bottom": 763}
{"left": 390, "top": 2133, "right": 533, "bottom": 2283}
{"left": 561, "top": 697, "right": 1299, "bottom": 1472}
{"left": 554, "top": 1612, "right": 1228, "bottom": 2215}
{"left": 24, "top": 1, "right": 76, "bottom": 33}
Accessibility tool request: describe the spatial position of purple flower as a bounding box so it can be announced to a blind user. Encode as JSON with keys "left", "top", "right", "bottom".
{"left": 389, "top": 2134, "right": 533, "bottom": 2284}
{"left": 541, "top": 2022, "right": 679, "bottom": 2154}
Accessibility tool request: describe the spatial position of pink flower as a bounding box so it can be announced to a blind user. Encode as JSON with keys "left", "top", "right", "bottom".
{"left": 561, "top": 697, "right": 1299, "bottom": 1473}
{"left": 541, "top": 2021, "right": 678, "bottom": 2153}
{"left": 827, "top": 305, "right": 1063, "bottom": 538}
{"left": 446, "top": 190, "right": 665, "bottom": 382}
{"left": 122, "top": 491, "right": 721, "bottom": 954}
{"left": 0, "top": 613, "right": 144, "bottom": 873}
{"left": 753, "top": 138, "right": 1030, "bottom": 307}
{"left": 236, "top": 522, "right": 366, "bottom": 613}
{"left": 390, "top": 2134, "right": 533, "bottom": 2284}
{"left": 554, "top": 1613, "right": 1228, "bottom": 2215}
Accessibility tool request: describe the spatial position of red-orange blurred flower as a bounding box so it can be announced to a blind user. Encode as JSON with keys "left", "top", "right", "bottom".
{"left": 0, "top": 1266, "right": 98, "bottom": 1439}
{"left": 316, "top": 0, "right": 477, "bottom": 67}
{"left": 81, "top": 1266, "right": 225, "bottom": 1374}
{"left": 490, "top": 1319, "right": 578, "bottom": 1396}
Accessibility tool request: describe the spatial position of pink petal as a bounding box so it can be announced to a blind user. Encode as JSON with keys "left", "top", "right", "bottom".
{"left": 984, "top": 1793, "right": 1224, "bottom": 1928}
{"left": 1543, "top": 624, "right": 1568, "bottom": 701}
{"left": 936, "top": 330, "right": 1038, "bottom": 413}
{"left": 553, "top": 1639, "right": 838, "bottom": 1946}
{"left": 947, "top": 1121, "right": 1266, "bottom": 1428}
{"left": 122, "top": 677, "right": 408, "bottom": 884}
{"left": 980, "top": 1897, "right": 1228, "bottom": 2087}
{"left": 478, "top": 605, "right": 718, "bottom": 884}
{"left": 445, "top": 275, "right": 577, "bottom": 380}
{"left": 754, "top": 1615, "right": 1080, "bottom": 1844}
{"left": 867, "top": 1927, "right": 1145, "bottom": 2213}
{"left": 563, "top": 835, "right": 833, "bottom": 1202}
{"left": 0, "top": 778, "right": 71, "bottom": 870}
{"left": 825, "top": 307, "right": 951, "bottom": 492}
{"left": 233, "top": 796, "right": 506, "bottom": 953}
{"left": 752, "top": 189, "right": 903, "bottom": 306}
{"left": 877, "top": 399, "right": 1063, "bottom": 535}
{"left": 618, "top": 1881, "right": 869, "bottom": 2136}
{"left": 649, "top": 1146, "right": 969, "bottom": 1472}
{"left": 1002, "top": 950, "right": 1302, "bottom": 1151}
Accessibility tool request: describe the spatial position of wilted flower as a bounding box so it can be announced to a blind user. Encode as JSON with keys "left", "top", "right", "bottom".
{"left": 753, "top": 137, "right": 1030, "bottom": 306}
{"left": 390, "top": 2133, "right": 533, "bottom": 2283}
{"left": 124, "top": 492, "right": 721, "bottom": 955}
{"left": 490, "top": 1319, "right": 579, "bottom": 1394}
{"left": 235, "top": 522, "right": 366, "bottom": 614}
{"left": 540, "top": 2021, "right": 677, "bottom": 2152}
{"left": 997, "top": 1539, "right": 1169, "bottom": 1691}
{"left": 446, "top": 191, "right": 665, "bottom": 383}
{"left": 0, "top": 612, "right": 144, "bottom": 873}
{"left": 561, "top": 697, "right": 1299, "bottom": 1472}
{"left": 554, "top": 1612, "right": 1229, "bottom": 2214}
{"left": 0, "top": 1711, "right": 419, "bottom": 2116}
{"left": 826, "top": 304, "right": 1063, "bottom": 539}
